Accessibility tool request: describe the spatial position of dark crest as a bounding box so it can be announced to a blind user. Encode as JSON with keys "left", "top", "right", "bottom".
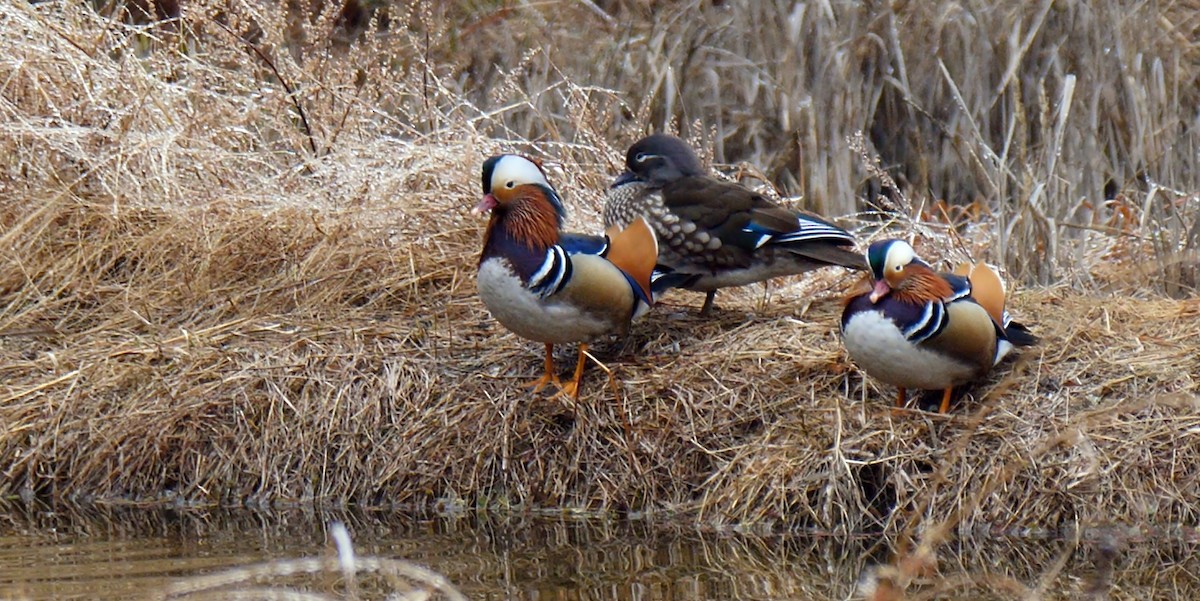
{"left": 626, "top": 134, "right": 706, "bottom": 185}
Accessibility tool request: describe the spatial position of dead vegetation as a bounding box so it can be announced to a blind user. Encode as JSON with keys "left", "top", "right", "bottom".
{"left": 1, "top": 0, "right": 1199, "bottom": 576}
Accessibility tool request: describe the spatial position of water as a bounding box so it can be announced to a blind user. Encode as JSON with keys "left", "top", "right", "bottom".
{"left": 0, "top": 504, "right": 863, "bottom": 600}
{"left": 0, "top": 503, "right": 1196, "bottom": 600}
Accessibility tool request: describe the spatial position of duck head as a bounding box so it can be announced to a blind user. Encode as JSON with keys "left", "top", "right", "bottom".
{"left": 866, "top": 239, "right": 944, "bottom": 303}
{"left": 618, "top": 134, "right": 706, "bottom": 187}
{"left": 476, "top": 154, "right": 566, "bottom": 224}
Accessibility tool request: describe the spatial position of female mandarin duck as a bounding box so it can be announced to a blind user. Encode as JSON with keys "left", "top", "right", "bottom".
{"left": 840, "top": 239, "right": 1037, "bottom": 413}
{"left": 475, "top": 154, "right": 659, "bottom": 399}
{"left": 604, "top": 134, "right": 866, "bottom": 315}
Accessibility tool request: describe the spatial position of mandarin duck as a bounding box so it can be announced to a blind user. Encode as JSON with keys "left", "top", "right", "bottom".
{"left": 475, "top": 154, "right": 660, "bottom": 399}
{"left": 604, "top": 134, "right": 866, "bottom": 315}
{"left": 840, "top": 239, "right": 1038, "bottom": 413}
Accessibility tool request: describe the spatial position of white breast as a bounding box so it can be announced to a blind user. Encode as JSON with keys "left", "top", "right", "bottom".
{"left": 477, "top": 258, "right": 614, "bottom": 344}
{"left": 842, "top": 310, "right": 979, "bottom": 391}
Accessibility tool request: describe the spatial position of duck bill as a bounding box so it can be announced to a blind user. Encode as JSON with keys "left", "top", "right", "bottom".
{"left": 472, "top": 193, "right": 498, "bottom": 215}
{"left": 611, "top": 170, "right": 639, "bottom": 188}
{"left": 868, "top": 280, "right": 891, "bottom": 303}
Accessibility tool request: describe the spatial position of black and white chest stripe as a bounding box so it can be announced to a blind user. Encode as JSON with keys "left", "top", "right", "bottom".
{"left": 527, "top": 245, "right": 572, "bottom": 298}
{"left": 901, "top": 285, "right": 972, "bottom": 344}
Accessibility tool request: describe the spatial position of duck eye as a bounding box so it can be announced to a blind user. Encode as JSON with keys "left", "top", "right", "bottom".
{"left": 505, "top": 181, "right": 515, "bottom": 189}
{"left": 893, "top": 264, "right": 903, "bottom": 272}
{"left": 634, "top": 153, "right": 649, "bottom": 163}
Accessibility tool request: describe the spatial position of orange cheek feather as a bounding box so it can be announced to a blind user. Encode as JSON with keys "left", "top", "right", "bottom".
{"left": 888, "top": 265, "right": 955, "bottom": 305}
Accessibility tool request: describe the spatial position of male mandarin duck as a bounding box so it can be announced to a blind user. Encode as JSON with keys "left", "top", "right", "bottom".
{"left": 604, "top": 133, "right": 866, "bottom": 315}
{"left": 840, "top": 239, "right": 1038, "bottom": 413}
{"left": 475, "top": 154, "right": 660, "bottom": 399}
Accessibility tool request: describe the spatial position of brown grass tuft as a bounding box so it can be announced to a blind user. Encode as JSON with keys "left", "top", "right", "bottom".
{"left": 0, "top": 0, "right": 1198, "bottom": 568}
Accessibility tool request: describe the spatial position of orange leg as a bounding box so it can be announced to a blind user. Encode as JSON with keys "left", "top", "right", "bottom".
{"left": 938, "top": 388, "right": 954, "bottom": 414}
{"left": 895, "top": 387, "right": 908, "bottom": 409}
{"left": 554, "top": 343, "right": 588, "bottom": 400}
{"left": 525, "top": 343, "right": 562, "bottom": 393}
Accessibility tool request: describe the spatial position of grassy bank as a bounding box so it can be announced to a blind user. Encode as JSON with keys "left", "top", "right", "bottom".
{"left": 1, "top": 0, "right": 1198, "bottom": 547}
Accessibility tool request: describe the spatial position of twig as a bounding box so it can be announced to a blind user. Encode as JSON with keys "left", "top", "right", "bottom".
{"left": 210, "top": 19, "right": 320, "bottom": 157}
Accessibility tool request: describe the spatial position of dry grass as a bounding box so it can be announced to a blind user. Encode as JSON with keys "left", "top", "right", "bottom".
{"left": 1, "top": 0, "right": 1199, "bottom": 583}
{"left": 447, "top": 0, "right": 1200, "bottom": 288}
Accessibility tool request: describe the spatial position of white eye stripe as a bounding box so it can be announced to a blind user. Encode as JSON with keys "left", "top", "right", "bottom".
{"left": 885, "top": 240, "right": 917, "bottom": 273}
{"left": 491, "top": 155, "right": 550, "bottom": 191}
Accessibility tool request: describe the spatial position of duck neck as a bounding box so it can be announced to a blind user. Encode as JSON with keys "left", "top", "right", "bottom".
{"left": 481, "top": 196, "right": 563, "bottom": 281}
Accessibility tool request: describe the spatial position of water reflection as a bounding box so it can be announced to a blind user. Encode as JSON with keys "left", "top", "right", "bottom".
{"left": 0, "top": 502, "right": 1196, "bottom": 600}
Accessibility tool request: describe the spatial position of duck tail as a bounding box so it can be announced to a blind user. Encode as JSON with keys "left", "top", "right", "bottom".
{"left": 649, "top": 267, "right": 699, "bottom": 300}
{"left": 1002, "top": 315, "right": 1039, "bottom": 347}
